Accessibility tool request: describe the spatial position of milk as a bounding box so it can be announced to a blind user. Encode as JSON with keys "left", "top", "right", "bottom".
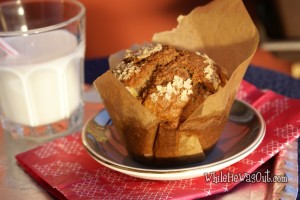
{"left": 0, "top": 30, "right": 85, "bottom": 127}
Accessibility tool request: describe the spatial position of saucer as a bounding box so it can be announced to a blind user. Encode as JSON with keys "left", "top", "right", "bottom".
{"left": 82, "top": 100, "right": 265, "bottom": 180}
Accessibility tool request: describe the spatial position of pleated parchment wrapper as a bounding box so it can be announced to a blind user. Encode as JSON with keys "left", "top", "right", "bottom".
{"left": 94, "top": 0, "right": 259, "bottom": 166}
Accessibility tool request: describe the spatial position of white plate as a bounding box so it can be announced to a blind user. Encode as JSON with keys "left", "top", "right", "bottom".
{"left": 82, "top": 100, "right": 266, "bottom": 180}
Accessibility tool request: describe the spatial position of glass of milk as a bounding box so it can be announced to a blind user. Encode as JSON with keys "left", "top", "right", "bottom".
{"left": 0, "top": 0, "right": 86, "bottom": 140}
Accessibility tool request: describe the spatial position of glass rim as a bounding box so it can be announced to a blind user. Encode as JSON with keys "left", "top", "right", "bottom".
{"left": 0, "top": 0, "right": 86, "bottom": 37}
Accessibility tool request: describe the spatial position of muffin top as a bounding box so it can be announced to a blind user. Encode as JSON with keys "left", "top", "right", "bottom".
{"left": 112, "top": 43, "right": 228, "bottom": 129}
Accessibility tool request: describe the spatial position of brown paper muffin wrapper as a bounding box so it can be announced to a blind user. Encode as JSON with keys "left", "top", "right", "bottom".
{"left": 94, "top": 0, "right": 259, "bottom": 166}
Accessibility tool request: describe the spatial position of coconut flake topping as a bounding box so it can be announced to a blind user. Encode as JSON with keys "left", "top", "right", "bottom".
{"left": 124, "top": 43, "right": 163, "bottom": 60}
{"left": 113, "top": 43, "right": 163, "bottom": 81}
{"left": 113, "top": 61, "right": 140, "bottom": 81}
{"left": 150, "top": 75, "right": 193, "bottom": 102}
{"left": 196, "top": 52, "right": 220, "bottom": 90}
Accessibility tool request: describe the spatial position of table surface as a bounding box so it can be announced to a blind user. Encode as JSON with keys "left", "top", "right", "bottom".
{"left": 0, "top": 102, "right": 101, "bottom": 200}
{"left": 0, "top": 50, "right": 298, "bottom": 200}
{"left": 1, "top": 100, "right": 298, "bottom": 200}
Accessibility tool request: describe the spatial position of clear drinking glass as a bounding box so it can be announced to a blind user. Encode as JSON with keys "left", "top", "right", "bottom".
{"left": 0, "top": 0, "right": 86, "bottom": 140}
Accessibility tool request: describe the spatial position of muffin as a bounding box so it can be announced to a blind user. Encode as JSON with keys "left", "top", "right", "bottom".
{"left": 94, "top": 43, "right": 230, "bottom": 166}
{"left": 94, "top": 0, "right": 260, "bottom": 166}
{"left": 112, "top": 43, "right": 228, "bottom": 130}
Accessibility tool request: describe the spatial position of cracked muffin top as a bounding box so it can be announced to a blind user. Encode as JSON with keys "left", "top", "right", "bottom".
{"left": 112, "top": 43, "right": 228, "bottom": 129}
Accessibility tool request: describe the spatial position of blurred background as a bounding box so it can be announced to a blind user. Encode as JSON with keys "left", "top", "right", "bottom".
{"left": 1, "top": 0, "right": 299, "bottom": 77}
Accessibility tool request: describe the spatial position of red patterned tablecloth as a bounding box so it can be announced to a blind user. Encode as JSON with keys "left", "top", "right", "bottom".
{"left": 16, "top": 80, "right": 300, "bottom": 199}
